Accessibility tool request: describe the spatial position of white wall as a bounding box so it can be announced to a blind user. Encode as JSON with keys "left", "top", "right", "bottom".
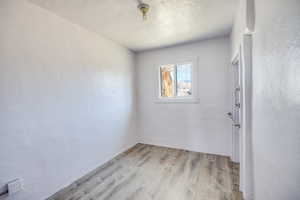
{"left": 252, "top": 0, "right": 300, "bottom": 199}
{"left": 136, "top": 37, "right": 232, "bottom": 156}
{"left": 231, "top": 0, "right": 245, "bottom": 58}
{"left": 230, "top": 0, "right": 255, "bottom": 59}
{"left": 0, "top": 1, "right": 137, "bottom": 199}
{"left": 231, "top": 0, "right": 300, "bottom": 199}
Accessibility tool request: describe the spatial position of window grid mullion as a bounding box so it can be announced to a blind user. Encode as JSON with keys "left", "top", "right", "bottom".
{"left": 174, "top": 65, "right": 178, "bottom": 97}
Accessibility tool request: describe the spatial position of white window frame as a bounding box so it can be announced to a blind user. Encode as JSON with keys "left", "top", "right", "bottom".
{"left": 155, "top": 59, "right": 199, "bottom": 103}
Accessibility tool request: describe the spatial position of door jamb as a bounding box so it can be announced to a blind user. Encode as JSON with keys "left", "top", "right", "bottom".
{"left": 231, "top": 34, "right": 254, "bottom": 200}
{"left": 230, "top": 53, "right": 241, "bottom": 164}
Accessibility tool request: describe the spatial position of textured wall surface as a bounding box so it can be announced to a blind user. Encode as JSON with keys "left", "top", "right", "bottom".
{"left": 231, "top": 0, "right": 300, "bottom": 199}
{"left": 29, "top": 0, "right": 238, "bottom": 51}
{"left": 0, "top": 1, "right": 137, "bottom": 199}
{"left": 252, "top": 0, "right": 300, "bottom": 199}
{"left": 230, "top": 0, "right": 245, "bottom": 59}
{"left": 136, "top": 37, "right": 232, "bottom": 156}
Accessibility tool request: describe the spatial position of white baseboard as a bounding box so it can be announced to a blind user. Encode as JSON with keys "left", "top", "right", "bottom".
{"left": 46, "top": 141, "right": 138, "bottom": 199}
{"left": 139, "top": 137, "right": 230, "bottom": 157}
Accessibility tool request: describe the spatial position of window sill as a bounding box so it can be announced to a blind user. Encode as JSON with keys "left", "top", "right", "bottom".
{"left": 154, "top": 98, "right": 200, "bottom": 104}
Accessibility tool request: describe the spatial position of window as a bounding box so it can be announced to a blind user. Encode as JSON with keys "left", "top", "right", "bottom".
{"left": 159, "top": 62, "right": 197, "bottom": 102}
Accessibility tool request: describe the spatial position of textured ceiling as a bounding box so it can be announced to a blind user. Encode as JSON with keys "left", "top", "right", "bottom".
{"left": 29, "top": 0, "right": 238, "bottom": 51}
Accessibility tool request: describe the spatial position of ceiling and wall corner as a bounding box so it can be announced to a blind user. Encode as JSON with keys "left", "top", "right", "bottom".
{"left": 28, "top": 0, "right": 238, "bottom": 52}
{"left": 230, "top": 0, "right": 255, "bottom": 59}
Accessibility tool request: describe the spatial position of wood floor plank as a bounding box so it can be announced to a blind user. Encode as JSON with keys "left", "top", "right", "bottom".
{"left": 47, "top": 144, "right": 242, "bottom": 200}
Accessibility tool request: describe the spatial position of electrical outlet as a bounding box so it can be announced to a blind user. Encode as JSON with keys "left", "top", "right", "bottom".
{"left": 7, "top": 179, "right": 23, "bottom": 195}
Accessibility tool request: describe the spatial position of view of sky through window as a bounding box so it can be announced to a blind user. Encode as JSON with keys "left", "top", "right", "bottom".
{"left": 160, "top": 63, "right": 192, "bottom": 98}
{"left": 177, "top": 63, "right": 192, "bottom": 96}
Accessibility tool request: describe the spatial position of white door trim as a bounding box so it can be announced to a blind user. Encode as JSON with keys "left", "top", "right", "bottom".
{"left": 230, "top": 34, "right": 254, "bottom": 200}
{"left": 230, "top": 54, "right": 241, "bottom": 164}
{"left": 240, "top": 34, "right": 254, "bottom": 200}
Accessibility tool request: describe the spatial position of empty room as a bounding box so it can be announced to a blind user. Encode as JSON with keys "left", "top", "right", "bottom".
{"left": 0, "top": 0, "right": 299, "bottom": 200}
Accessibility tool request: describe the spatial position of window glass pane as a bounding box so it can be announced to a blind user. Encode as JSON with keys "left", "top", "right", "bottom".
{"left": 160, "top": 64, "right": 176, "bottom": 97}
{"left": 176, "top": 63, "right": 192, "bottom": 97}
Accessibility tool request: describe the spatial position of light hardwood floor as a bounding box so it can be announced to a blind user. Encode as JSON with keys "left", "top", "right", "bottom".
{"left": 47, "top": 144, "right": 242, "bottom": 200}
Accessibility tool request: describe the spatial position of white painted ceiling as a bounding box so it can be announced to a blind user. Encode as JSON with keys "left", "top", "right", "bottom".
{"left": 29, "top": 0, "right": 238, "bottom": 51}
